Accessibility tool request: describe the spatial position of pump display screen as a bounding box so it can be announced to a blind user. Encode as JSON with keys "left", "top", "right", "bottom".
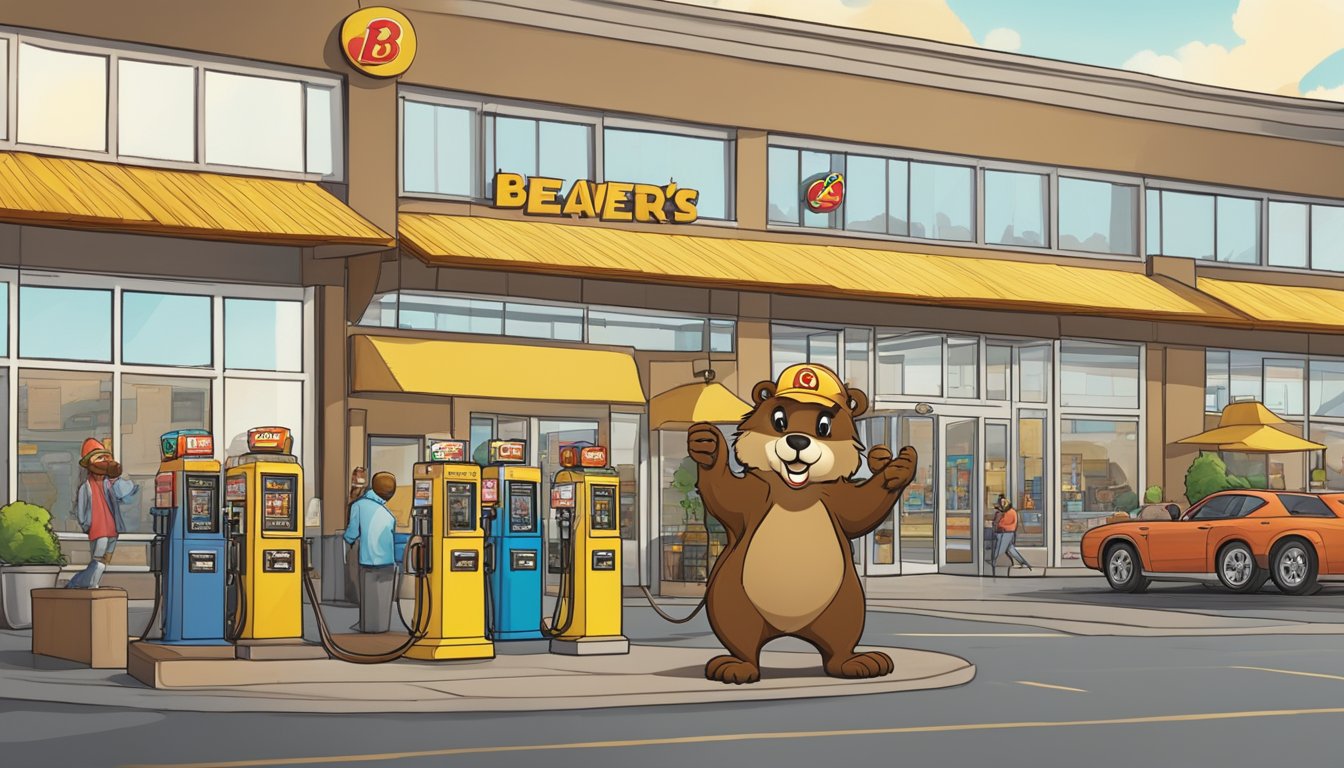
{"left": 187, "top": 475, "right": 219, "bottom": 533}
{"left": 508, "top": 481, "right": 537, "bottom": 533}
{"left": 445, "top": 482, "right": 476, "bottom": 532}
{"left": 261, "top": 475, "right": 298, "bottom": 532}
{"left": 413, "top": 479, "right": 432, "bottom": 508}
{"left": 590, "top": 485, "right": 617, "bottom": 531}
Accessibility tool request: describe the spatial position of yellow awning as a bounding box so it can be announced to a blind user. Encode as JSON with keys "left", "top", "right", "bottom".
{"left": 1198, "top": 277, "right": 1344, "bottom": 331}
{"left": 399, "top": 214, "right": 1244, "bottom": 323}
{"left": 0, "top": 151, "right": 394, "bottom": 247}
{"left": 649, "top": 382, "right": 752, "bottom": 430}
{"left": 351, "top": 335, "right": 644, "bottom": 403}
{"left": 1177, "top": 401, "right": 1326, "bottom": 453}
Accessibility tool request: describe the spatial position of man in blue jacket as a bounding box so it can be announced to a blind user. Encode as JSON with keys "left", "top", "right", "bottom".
{"left": 343, "top": 472, "right": 398, "bottom": 633}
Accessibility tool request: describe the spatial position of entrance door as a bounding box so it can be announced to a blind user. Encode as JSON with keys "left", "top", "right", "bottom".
{"left": 858, "top": 416, "right": 899, "bottom": 575}
{"left": 940, "top": 417, "right": 980, "bottom": 574}
{"left": 981, "top": 420, "right": 1011, "bottom": 576}
{"left": 897, "top": 414, "right": 937, "bottom": 574}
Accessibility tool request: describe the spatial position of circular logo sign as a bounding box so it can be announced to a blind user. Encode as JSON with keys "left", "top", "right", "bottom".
{"left": 794, "top": 367, "right": 819, "bottom": 390}
{"left": 340, "top": 7, "right": 417, "bottom": 78}
{"left": 805, "top": 172, "right": 845, "bottom": 213}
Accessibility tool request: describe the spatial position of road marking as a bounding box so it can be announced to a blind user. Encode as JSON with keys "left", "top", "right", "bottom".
{"left": 1015, "top": 680, "right": 1087, "bottom": 693}
{"left": 896, "top": 632, "right": 1064, "bottom": 638}
{"left": 1231, "top": 665, "right": 1344, "bottom": 682}
{"left": 122, "top": 705, "right": 1344, "bottom": 768}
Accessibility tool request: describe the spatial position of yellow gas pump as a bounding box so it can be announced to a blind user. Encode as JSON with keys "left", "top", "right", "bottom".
{"left": 224, "top": 427, "right": 308, "bottom": 654}
{"left": 546, "top": 444, "right": 629, "bottom": 656}
{"left": 405, "top": 441, "right": 494, "bottom": 661}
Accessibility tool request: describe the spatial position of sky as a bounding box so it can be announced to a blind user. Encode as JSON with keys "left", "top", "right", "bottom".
{"left": 665, "top": 0, "right": 1344, "bottom": 101}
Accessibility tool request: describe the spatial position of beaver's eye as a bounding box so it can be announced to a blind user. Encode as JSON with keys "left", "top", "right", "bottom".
{"left": 771, "top": 408, "right": 788, "bottom": 433}
{"left": 817, "top": 413, "right": 832, "bottom": 438}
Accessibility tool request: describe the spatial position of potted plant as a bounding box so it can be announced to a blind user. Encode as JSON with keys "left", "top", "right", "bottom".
{"left": 0, "top": 501, "right": 67, "bottom": 630}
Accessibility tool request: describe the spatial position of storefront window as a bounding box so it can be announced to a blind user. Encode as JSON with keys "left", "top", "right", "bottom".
{"left": 1217, "top": 196, "right": 1260, "bottom": 264}
{"left": 223, "top": 298, "right": 302, "bottom": 372}
{"left": 1058, "top": 177, "right": 1137, "bottom": 255}
{"left": 767, "top": 147, "right": 800, "bottom": 224}
{"left": 118, "top": 59, "right": 195, "bottom": 163}
{"left": 877, "top": 332, "right": 942, "bottom": 397}
{"left": 369, "top": 436, "right": 423, "bottom": 528}
{"left": 1310, "top": 422, "right": 1344, "bottom": 489}
{"left": 1060, "top": 419, "right": 1139, "bottom": 562}
{"left": 20, "top": 286, "right": 112, "bottom": 363}
{"left": 588, "top": 310, "right": 705, "bottom": 351}
{"left": 947, "top": 336, "right": 978, "bottom": 399}
{"left": 540, "top": 420, "right": 598, "bottom": 585}
{"left": 204, "top": 71, "right": 302, "bottom": 173}
{"left": 1206, "top": 349, "right": 1230, "bottom": 412}
{"left": 984, "top": 170, "right": 1046, "bottom": 247}
{"left": 485, "top": 116, "right": 592, "bottom": 195}
{"left": 399, "top": 294, "right": 503, "bottom": 334}
{"left": 1312, "top": 204, "right": 1344, "bottom": 272}
{"left": 658, "top": 427, "right": 730, "bottom": 586}
{"left": 504, "top": 303, "right": 583, "bottom": 341}
{"left": 898, "top": 415, "right": 935, "bottom": 565}
{"left": 710, "top": 320, "right": 736, "bottom": 353}
{"left": 1018, "top": 344, "right": 1050, "bottom": 403}
{"left": 1230, "top": 350, "right": 1265, "bottom": 404}
{"left": 1311, "top": 360, "right": 1344, "bottom": 418}
{"left": 987, "top": 344, "right": 1011, "bottom": 401}
{"left": 845, "top": 328, "right": 872, "bottom": 395}
{"left": 858, "top": 418, "right": 895, "bottom": 566}
{"left": 771, "top": 324, "right": 809, "bottom": 379}
{"left": 603, "top": 128, "right": 732, "bottom": 220}
{"left": 17, "top": 43, "right": 108, "bottom": 152}
{"left": 122, "top": 292, "right": 212, "bottom": 367}
{"left": 305, "top": 85, "right": 335, "bottom": 177}
{"left": 1269, "top": 202, "right": 1309, "bottom": 269}
{"left": 223, "top": 378, "right": 302, "bottom": 465}
{"left": 801, "top": 150, "right": 838, "bottom": 229}
{"left": 611, "top": 414, "right": 642, "bottom": 583}
{"left": 1060, "top": 340, "right": 1139, "bottom": 409}
{"left": 121, "top": 375, "right": 211, "bottom": 532}
{"left": 402, "top": 100, "right": 475, "bottom": 197}
{"left": 1263, "top": 359, "right": 1305, "bottom": 417}
{"left": 843, "top": 155, "right": 887, "bottom": 234}
{"left": 1159, "top": 191, "right": 1214, "bottom": 259}
{"left": 19, "top": 370, "right": 114, "bottom": 533}
{"left": 1016, "top": 411, "right": 1047, "bottom": 548}
{"left": 909, "top": 162, "right": 973, "bottom": 241}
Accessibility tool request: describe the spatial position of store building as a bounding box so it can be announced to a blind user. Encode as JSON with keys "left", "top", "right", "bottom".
{"left": 5, "top": 1, "right": 1344, "bottom": 596}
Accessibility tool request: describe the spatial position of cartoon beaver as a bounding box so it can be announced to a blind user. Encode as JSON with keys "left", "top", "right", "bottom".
{"left": 689, "top": 363, "right": 916, "bottom": 684}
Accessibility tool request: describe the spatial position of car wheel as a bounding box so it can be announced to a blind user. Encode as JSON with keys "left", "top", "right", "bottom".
{"left": 1104, "top": 542, "right": 1149, "bottom": 593}
{"left": 1270, "top": 539, "right": 1319, "bottom": 596}
{"left": 1216, "top": 542, "right": 1261, "bottom": 593}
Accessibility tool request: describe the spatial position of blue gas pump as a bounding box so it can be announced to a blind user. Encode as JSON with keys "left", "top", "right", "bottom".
{"left": 480, "top": 440, "right": 543, "bottom": 641}
{"left": 148, "top": 429, "right": 227, "bottom": 645}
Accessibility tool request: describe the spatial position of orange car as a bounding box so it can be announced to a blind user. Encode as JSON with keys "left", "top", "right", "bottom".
{"left": 1081, "top": 490, "right": 1344, "bottom": 595}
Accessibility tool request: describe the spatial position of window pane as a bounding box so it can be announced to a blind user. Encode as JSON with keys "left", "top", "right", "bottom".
{"left": 1268, "top": 201, "right": 1309, "bottom": 269}
{"left": 20, "top": 286, "right": 111, "bottom": 362}
{"left": 947, "top": 336, "right": 978, "bottom": 398}
{"left": 1206, "top": 349, "right": 1230, "bottom": 412}
{"left": 398, "top": 294, "right": 502, "bottom": 334}
{"left": 1311, "top": 361, "right": 1344, "bottom": 418}
{"left": 1217, "top": 196, "right": 1259, "bottom": 264}
{"left": 20, "top": 370, "right": 113, "bottom": 533}
{"left": 469, "top": 417, "right": 493, "bottom": 465}
{"left": 843, "top": 155, "right": 886, "bottom": 234}
{"left": 369, "top": 436, "right": 422, "bottom": 526}
{"left": 1160, "top": 191, "right": 1214, "bottom": 259}
{"left": 771, "top": 324, "right": 809, "bottom": 379}
{"left": 1018, "top": 345, "right": 1050, "bottom": 403}
{"left": 909, "top": 163, "right": 973, "bottom": 241}
{"left": 885, "top": 160, "right": 909, "bottom": 236}
{"left": 17, "top": 44, "right": 107, "bottom": 151}
{"left": 118, "top": 60, "right": 194, "bottom": 162}
{"left": 1311, "top": 422, "right": 1344, "bottom": 487}
{"left": 1312, "top": 205, "right": 1344, "bottom": 272}
{"left": 876, "top": 332, "right": 942, "bottom": 397}
{"left": 493, "top": 116, "right": 537, "bottom": 178}
{"left": 806, "top": 330, "right": 840, "bottom": 373}
{"left": 767, "top": 147, "right": 799, "bottom": 224}
{"left": 223, "top": 378, "right": 303, "bottom": 486}
{"left": 985, "top": 170, "right": 1046, "bottom": 247}
{"left": 538, "top": 121, "right": 591, "bottom": 191}
{"left": 604, "top": 128, "right": 730, "bottom": 220}
{"left": 800, "top": 151, "right": 835, "bottom": 229}
{"left": 1060, "top": 340, "right": 1139, "bottom": 409}
{"left": 0, "top": 40, "right": 8, "bottom": 140}
{"left": 122, "top": 292, "right": 211, "bottom": 367}
{"left": 204, "top": 71, "right": 302, "bottom": 172}
{"left": 987, "top": 344, "right": 1011, "bottom": 401}
{"left": 224, "top": 298, "right": 302, "bottom": 371}
{"left": 1145, "top": 188, "right": 1161, "bottom": 255}
{"left": 1015, "top": 412, "right": 1047, "bottom": 547}
{"left": 1230, "top": 350, "right": 1263, "bottom": 404}
{"left": 1058, "top": 177, "right": 1136, "bottom": 255}
{"left": 1264, "top": 359, "right": 1304, "bottom": 417}
{"left": 402, "top": 101, "right": 437, "bottom": 194}
{"left": 504, "top": 303, "right": 582, "bottom": 341}
{"left": 1060, "top": 419, "right": 1139, "bottom": 560}
{"left": 710, "top": 319, "right": 735, "bottom": 353}
{"left": 844, "top": 327, "right": 871, "bottom": 395}
{"left": 358, "top": 292, "right": 398, "bottom": 328}
{"left": 587, "top": 310, "right": 704, "bottom": 351}
{"left": 305, "top": 85, "right": 335, "bottom": 176}
{"left": 121, "top": 375, "right": 212, "bottom": 533}
{"left": 0, "top": 283, "right": 9, "bottom": 357}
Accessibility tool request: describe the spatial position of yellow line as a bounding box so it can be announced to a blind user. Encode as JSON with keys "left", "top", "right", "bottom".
{"left": 121, "top": 705, "right": 1344, "bottom": 768}
{"left": 1232, "top": 665, "right": 1344, "bottom": 682}
{"left": 896, "top": 633, "right": 1064, "bottom": 638}
{"left": 1015, "top": 680, "right": 1088, "bottom": 693}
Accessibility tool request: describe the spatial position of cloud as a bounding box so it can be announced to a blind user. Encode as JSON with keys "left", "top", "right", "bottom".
{"left": 666, "top": 0, "right": 976, "bottom": 46}
{"left": 982, "top": 27, "right": 1021, "bottom": 53}
{"left": 1304, "top": 83, "right": 1344, "bottom": 101}
{"left": 1121, "top": 0, "right": 1344, "bottom": 99}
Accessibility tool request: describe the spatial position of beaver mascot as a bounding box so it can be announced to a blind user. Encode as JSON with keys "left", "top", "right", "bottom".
{"left": 689, "top": 363, "right": 916, "bottom": 684}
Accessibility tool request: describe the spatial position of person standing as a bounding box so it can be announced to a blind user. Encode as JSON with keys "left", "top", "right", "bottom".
{"left": 992, "top": 494, "right": 1032, "bottom": 576}
{"left": 66, "top": 438, "right": 140, "bottom": 589}
{"left": 343, "top": 472, "right": 398, "bottom": 633}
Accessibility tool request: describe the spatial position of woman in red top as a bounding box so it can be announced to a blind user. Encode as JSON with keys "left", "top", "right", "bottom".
{"left": 991, "top": 494, "right": 1032, "bottom": 575}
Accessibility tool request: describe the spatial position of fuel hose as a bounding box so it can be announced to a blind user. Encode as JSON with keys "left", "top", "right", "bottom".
{"left": 300, "top": 538, "right": 431, "bottom": 664}
{"left": 135, "top": 571, "right": 164, "bottom": 642}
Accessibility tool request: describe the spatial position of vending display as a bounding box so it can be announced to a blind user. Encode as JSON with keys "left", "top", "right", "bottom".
{"left": 261, "top": 474, "right": 298, "bottom": 533}
{"left": 413, "top": 479, "right": 433, "bottom": 508}
{"left": 187, "top": 476, "right": 219, "bottom": 534}
{"left": 590, "top": 484, "right": 617, "bottom": 531}
{"left": 446, "top": 482, "right": 476, "bottom": 531}
{"left": 508, "top": 481, "right": 537, "bottom": 533}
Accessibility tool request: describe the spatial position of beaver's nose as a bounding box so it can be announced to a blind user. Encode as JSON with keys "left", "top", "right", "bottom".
{"left": 785, "top": 434, "right": 811, "bottom": 452}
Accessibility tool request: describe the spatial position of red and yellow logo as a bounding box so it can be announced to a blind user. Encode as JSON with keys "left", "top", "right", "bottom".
{"left": 793, "top": 367, "right": 820, "bottom": 391}
{"left": 340, "top": 7, "right": 416, "bottom": 78}
{"left": 805, "top": 172, "right": 845, "bottom": 214}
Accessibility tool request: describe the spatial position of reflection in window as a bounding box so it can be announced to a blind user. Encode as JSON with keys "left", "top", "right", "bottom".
{"left": 399, "top": 294, "right": 503, "bottom": 334}
{"left": 402, "top": 100, "right": 475, "bottom": 197}
{"left": 1058, "top": 177, "right": 1136, "bottom": 255}
{"left": 710, "top": 319, "right": 736, "bottom": 353}
{"left": 17, "top": 44, "right": 108, "bottom": 151}
{"left": 1230, "top": 350, "right": 1264, "bottom": 404}
{"left": 984, "top": 170, "right": 1046, "bottom": 247}
{"left": 1060, "top": 418, "right": 1139, "bottom": 560}
{"left": 946, "top": 336, "right": 978, "bottom": 398}
{"left": 767, "top": 147, "right": 800, "bottom": 224}
{"left": 1018, "top": 345, "right": 1051, "bottom": 403}
{"left": 909, "top": 163, "right": 973, "bottom": 241}
{"left": 604, "top": 128, "right": 731, "bottom": 220}
{"left": 122, "top": 292, "right": 212, "bottom": 367}
{"left": 1311, "top": 361, "right": 1344, "bottom": 418}
{"left": 876, "top": 333, "right": 942, "bottom": 397}
{"left": 19, "top": 370, "right": 114, "bottom": 533}
{"left": 1263, "top": 359, "right": 1304, "bottom": 417}
{"left": 1217, "top": 196, "right": 1260, "bottom": 264}
{"left": 485, "top": 116, "right": 592, "bottom": 193}
{"left": 1269, "top": 201, "right": 1309, "bottom": 269}
{"left": 223, "top": 298, "right": 302, "bottom": 372}
{"left": 1206, "top": 349, "right": 1230, "bottom": 412}
{"left": 118, "top": 60, "right": 195, "bottom": 162}
{"left": 1312, "top": 205, "right": 1344, "bottom": 272}
{"left": 987, "top": 344, "right": 1011, "bottom": 401}
{"left": 1060, "top": 340, "right": 1139, "bottom": 409}
{"left": 204, "top": 71, "right": 303, "bottom": 172}
{"left": 121, "top": 375, "right": 211, "bottom": 533}
{"left": 1160, "top": 191, "right": 1214, "bottom": 259}
{"left": 843, "top": 155, "right": 887, "bottom": 234}
{"left": 588, "top": 310, "right": 704, "bottom": 351}
{"left": 504, "top": 303, "right": 583, "bottom": 341}
{"left": 20, "top": 286, "right": 112, "bottom": 362}
{"left": 845, "top": 328, "right": 872, "bottom": 395}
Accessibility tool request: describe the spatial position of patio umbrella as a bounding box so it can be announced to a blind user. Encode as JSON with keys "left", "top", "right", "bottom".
{"left": 1175, "top": 401, "right": 1325, "bottom": 453}
{"left": 649, "top": 381, "right": 752, "bottom": 431}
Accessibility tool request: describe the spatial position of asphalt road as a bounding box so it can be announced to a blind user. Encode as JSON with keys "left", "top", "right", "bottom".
{"left": 9, "top": 577, "right": 1344, "bottom": 768}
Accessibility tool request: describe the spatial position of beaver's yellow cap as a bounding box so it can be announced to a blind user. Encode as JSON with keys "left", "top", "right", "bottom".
{"left": 775, "top": 363, "right": 848, "bottom": 408}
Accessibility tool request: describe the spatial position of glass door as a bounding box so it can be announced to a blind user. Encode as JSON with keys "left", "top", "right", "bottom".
{"left": 857, "top": 417, "right": 899, "bottom": 575}
{"left": 940, "top": 416, "right": 980, "bottom": 574}
{"left": 898, "top": 414, "right": 937, "bottom": 573}
{"left": 981, "top": 420, "right": 1010, "bottom": 576}
{"left": 538, "top": 419, "right": 599, "bottom": 590}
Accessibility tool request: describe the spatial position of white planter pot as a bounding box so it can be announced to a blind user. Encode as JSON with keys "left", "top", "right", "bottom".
{"left": 0, "top": 564, "right": 61, "bottom": 630}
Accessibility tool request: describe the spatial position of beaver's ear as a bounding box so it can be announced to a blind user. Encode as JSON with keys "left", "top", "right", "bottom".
{"left": 752, "top": 380, "right": 777, "bottom": 405}
{"left": 845, "top": 387, "right": 869, "bottom": 418}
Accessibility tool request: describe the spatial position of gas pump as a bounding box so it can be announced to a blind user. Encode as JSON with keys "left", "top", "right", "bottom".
{"left": 545, "top": 444, "right": 629, "bottom": 656}
{"left": 147, "top": 430, "right": 226, "bottom": 645}
{"left": 481, "top": 440, "right": 543, "bottom": 641}
{"left": 404, "top": 440, "right": 494, "bottom": 661}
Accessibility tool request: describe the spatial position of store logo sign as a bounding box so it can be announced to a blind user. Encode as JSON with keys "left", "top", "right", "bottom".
{"left": 804, "top": 172, "right": 845, "bottom": 213}
{"left": 492, "top": 172, "right": 699, "bottom": 224}
{"left": 340, "top": 7, "right": 416, "bottom": 78}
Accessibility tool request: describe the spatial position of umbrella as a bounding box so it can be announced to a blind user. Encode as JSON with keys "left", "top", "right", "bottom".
{"left": 1176, "top": 401, "right": 1325, "bottom": 453}
{"left": 649, "top": 381, "right": 752, "bottom": 431}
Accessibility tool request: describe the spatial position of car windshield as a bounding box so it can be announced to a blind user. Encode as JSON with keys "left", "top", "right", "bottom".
{"left": 1187, "top": 494, "right": 1266, "bottom": 520}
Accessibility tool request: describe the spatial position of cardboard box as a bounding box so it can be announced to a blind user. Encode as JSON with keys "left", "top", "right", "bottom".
{"left": 31, "top": 588, "right": 128, "bottom": 669}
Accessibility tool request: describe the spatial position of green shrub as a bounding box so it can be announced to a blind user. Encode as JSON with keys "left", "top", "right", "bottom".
{"left": 0, "top": 501, "right": 65, "bottom": 565}
{"left": 1113, "top": 491, "right": 1139, "bottom": 513}
{"left": 1144, "top": 485, "right": 1163, "bottom": 504}
{"left": 1184, "top": 453, "right": 1252, "bottom": 505}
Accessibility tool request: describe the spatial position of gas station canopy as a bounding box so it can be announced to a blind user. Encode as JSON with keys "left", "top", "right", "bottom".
{"left": 1176, "top": 401, "right": 1326, "bottom": 453}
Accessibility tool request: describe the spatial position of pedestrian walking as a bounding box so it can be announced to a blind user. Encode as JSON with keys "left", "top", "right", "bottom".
{"left": 991, "top": 494, "right": 1032, "bottom": 576}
